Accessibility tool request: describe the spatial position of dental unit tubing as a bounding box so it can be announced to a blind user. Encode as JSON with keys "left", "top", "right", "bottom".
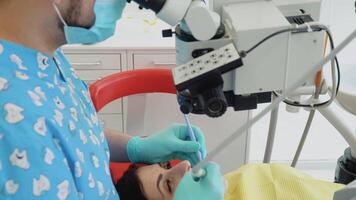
{"left": 285, "top": 84, "right": 328, "bottom": 113}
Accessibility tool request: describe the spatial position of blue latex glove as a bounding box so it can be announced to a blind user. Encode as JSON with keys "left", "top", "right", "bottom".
{"left": 127, "top": 124, "right": 206, "bottom": 165}
{"left": 174, "top": 162, "right": 225, "bottom": 200}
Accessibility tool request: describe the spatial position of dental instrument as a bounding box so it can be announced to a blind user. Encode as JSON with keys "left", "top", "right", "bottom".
{"left": 183, "top": 114, "right": 206, "bottom": 179}
{"left": 183, "top": 114, "right": 203, "bottom": 161}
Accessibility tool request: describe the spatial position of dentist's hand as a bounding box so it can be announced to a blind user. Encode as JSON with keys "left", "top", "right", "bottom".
{"left": 126, "top": 124, "right": 206, "bottom": 165}
{"left": 174, "top": 162, "right": 225, "bottom": 200}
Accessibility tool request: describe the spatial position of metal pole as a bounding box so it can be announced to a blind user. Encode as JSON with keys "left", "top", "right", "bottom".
{"left": 291, "top": 110, "right": 316, "bottom": 167}
{"left": 263, "top": 95, "right": 279, "bottom": 163}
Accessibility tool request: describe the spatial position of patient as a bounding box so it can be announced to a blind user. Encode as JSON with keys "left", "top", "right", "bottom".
{"left": 114, "top": 161, "right": 344, "bottom": 200}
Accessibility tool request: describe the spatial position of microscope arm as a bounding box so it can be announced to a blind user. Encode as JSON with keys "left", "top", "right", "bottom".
{"left": 314, "top": 100, "right": 356, "bottom": 187}
{"left": 130, "top": 0, "right": 221, "bottom": 41}
{"left": 318, "top": 102, "right": 356, "bottom": 157}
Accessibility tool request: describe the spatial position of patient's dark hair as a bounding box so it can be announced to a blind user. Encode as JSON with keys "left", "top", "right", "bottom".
{"left": 114, "top": 162, "right": 172, "bottom": 200}
{"left": 114, "top": 164, "right": 148, "bottom": 200}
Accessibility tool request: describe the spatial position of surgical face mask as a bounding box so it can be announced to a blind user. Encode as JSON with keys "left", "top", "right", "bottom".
{"left": 53, "top": 0, "right": 126, "bottom": 44}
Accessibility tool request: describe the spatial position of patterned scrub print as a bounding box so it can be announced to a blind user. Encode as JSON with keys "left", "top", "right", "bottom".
{"left": 0, "top": 40, "right": 119, "bottom": 200}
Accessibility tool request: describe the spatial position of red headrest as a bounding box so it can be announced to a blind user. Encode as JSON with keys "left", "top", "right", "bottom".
{"left": 89, "top": 68, "right": 179, "bottom": 182}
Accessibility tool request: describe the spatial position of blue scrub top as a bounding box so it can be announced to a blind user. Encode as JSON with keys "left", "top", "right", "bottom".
{"left": 0, "top": 40, "right": 119, "bottom": 200}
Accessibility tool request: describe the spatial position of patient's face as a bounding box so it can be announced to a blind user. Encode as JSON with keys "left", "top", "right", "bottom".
{"left": 137, "top": 161, "right": 192, "bottom": 200}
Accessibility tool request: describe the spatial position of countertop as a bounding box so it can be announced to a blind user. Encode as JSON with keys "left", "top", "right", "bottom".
{"left": 62, "top": 7, "right": 175, "bottom": 51}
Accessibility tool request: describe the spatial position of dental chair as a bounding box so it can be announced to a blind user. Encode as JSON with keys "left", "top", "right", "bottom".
{"left": 89, "top": 68, "right": 180, "bottom": 181}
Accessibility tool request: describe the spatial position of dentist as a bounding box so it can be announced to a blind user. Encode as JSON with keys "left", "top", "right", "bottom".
{"left": 0, "top": 0, "right": 224, "bottom": 199}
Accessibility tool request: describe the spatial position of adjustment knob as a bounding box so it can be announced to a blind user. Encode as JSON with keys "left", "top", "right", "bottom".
{"left": 202, "top": 87, "right": 227, "bottom": 118}
{"left": 162, "top": 29, "right": 174, "bottom": 38}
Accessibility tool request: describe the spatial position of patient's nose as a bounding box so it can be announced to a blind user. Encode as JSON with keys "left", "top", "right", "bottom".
{"left": 168, "top": 161, "right": 191, "bottom": 178}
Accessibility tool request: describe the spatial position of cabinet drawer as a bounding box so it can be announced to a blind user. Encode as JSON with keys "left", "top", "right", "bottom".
{"left": 99, "top": 114, "right": 123, "bottom": 132}
{"left": 66, "top": 53, "right": 122, "bottom": 70}
{"left": 76, "top": 70, "right": 121, "bottom": 82}
{"left": 98, "top": 99, "right": 123, "bottom": 114}
{"left": 133, "top": 53, "right": 176, "bottom": 69}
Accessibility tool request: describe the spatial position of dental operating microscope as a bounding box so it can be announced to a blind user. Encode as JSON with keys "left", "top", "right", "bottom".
{"left": 130, "top": 0, "right": 325, "bottom": 116}
{"left": 126, "top": 0, "right": 356, "bottom": 199}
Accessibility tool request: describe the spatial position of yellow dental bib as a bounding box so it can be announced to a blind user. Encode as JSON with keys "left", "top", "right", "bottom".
{"left": 224, "top": 163, "right": 344, "bottom": 200}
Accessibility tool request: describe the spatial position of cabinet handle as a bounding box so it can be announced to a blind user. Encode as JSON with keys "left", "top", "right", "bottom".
{"left": 152, "top": 61, "right": 176, "bottom": 66}
{"left": 71, "top": 61, "right": 102, "bottom": 67}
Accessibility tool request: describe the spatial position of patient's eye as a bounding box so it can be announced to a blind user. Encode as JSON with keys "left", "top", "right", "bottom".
{"left": 166, "top": 179, "right": 173, "bottom": 193}
{"left": 159, "top": 162, "right": 172, "bottom": 169}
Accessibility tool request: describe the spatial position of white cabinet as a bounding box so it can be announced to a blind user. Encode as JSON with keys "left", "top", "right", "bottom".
{"left": 124, "top": 49, "right": 177, "bottom": 134}
{"left": 75, "top": 70, "right": 121, "bottom": 82}
{"left": 99, "top": 114, "right": 124, "bottom": 132}
{"left": 66, "top": 53, "right": 122, "bottom": 70}
{"left": 63, "top": 49, "right": 126, "bottom": 132}
{"left": 132, "top": 53, "right": 176, "bottom": 69}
